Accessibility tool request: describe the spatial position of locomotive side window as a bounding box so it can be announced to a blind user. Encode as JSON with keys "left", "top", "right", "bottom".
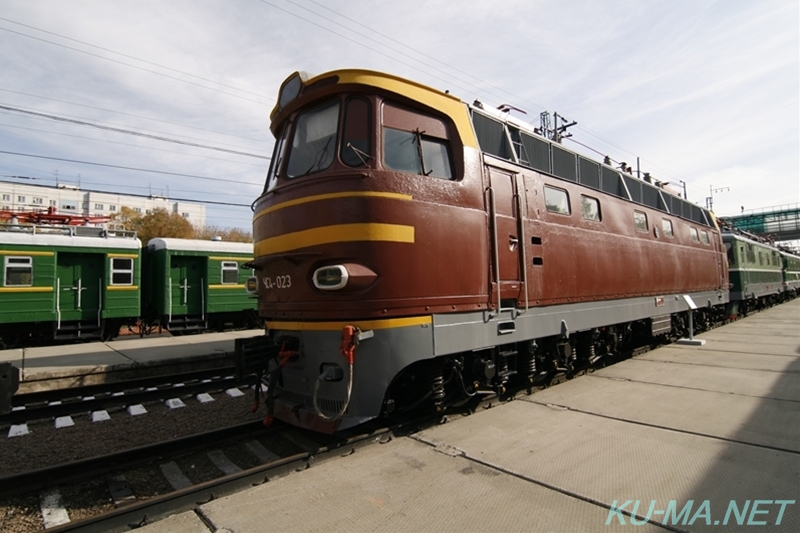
{"left": 633, "top": 210, "right": 648, "bottom": 232}
{"left": 700, "top": 231, "right": 710, "bottom": 245}
{"left": 5, "top": 256, "right": 32, "bottom": 286}
{"left": 340, "top": 96, "right": 372, "bottom": 167}
{"left": 690, "top": 227, "right": 700, "bottom": 243}
{"left": 382, "top": 102, "right": 453, "bottom": 180}
{"left": 110, "top": 258, "right": 134, "bottom": 285}
{"left": 221, "top": 262, "right": 239, "bottom": 284}
{"left": 725, "top": 242, "right": 735, "bottom": 265}
{"left": 662, "top": 218, "right": 674, "bottom": 237}
{"left": 580, "top": 195, "right": 601, "bottom": 221}
{"left": 544, "top": 186, "right": 570, "bottom": 215}
{"left": 285, "top": 100, "right": 340, "bottom": 178}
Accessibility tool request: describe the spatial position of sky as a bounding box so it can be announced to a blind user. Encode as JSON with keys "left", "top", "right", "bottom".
{"left": 0, "top": 0, "right": 797, "bottom": 233}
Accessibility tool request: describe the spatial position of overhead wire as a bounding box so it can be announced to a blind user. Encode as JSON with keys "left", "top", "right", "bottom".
{"left": 0, "top": 150, "right": 263, "bottom": 186}
{"left": 2, "top": 174, "right": 258, "bottom": 199}
{"left": 0, "top": 23, "right": 272, "bottom": 107}
{"left": 2, "top": 2, "right": 702, "bottom": 220}
{"left": 0, "top": 87, "right": 267, "bottom": 143}
{"left": 281, "top": 0, "right": 697, "bottom": 189}
{"left": 303, "top": 0, "right": 549, "bottom": 112}
{"left": 0, "top": 104, "right": 270, "bottom": 159}
{"left": 0, "top": 121, "right": 268, "bottom": 168}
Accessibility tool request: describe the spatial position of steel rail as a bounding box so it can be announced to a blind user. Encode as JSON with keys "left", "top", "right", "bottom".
{"left": 40, "top": 428, "right": 390, "bottom": 533}
{"left": 2, "top": 374, "right": 257, "bottom": 425}
{"left": 13, "top": 366, "right": 239, "bottom": 406}
{"left": 0, "top": 420, "right": 269, "bottom": 499}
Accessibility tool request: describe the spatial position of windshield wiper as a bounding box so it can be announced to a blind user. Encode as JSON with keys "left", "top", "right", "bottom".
{"left": 302, "top": 136, "right": 333, "bottom": 176}
{"left": 346, "top": 142, "right": 373, "bottom": 167}
{"left": 413, "top": 128, "right": 433, "bottom": 176}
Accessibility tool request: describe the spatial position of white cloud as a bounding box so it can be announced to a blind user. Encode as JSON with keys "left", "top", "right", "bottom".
{"left": 0, "top": 0, "right": 796, "bottom": 229}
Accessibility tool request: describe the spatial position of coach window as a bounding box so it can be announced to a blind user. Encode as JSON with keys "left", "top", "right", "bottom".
{"left": 340, "top": 97, "right": 372, "bottom": 167}
{"left": 110, "top": 258, "right": 134, "bottom": 285}
{"left": 633, "top": 210, "right": 648, "bottom": 232}
{"left": 544, "top": 186, "right": 571, "bottom": 215}
{"left": 285, "top": 100, "right": 341, "bottom": 178}
{"left": 222, "top": 262, "right": 239, "bottom": 284}
{"left": 662, "top": 218, "right": 674, "bottom": 237}
{"left": 382, "top": 102, "right": 454, "bottom": 180}
{"left": 690, "top": 227, "right": 700, "bottom": 243}
{"left": 700, "top": 231, "right": 710, "bottom": 245}
{"left": 580, "top": 195, "right": 601, "bottom": 221}
{"left": 5, "top": 256, "right": 32, "bottom": 286}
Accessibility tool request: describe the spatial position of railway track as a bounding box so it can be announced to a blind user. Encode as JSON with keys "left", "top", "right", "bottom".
{"left": 1, "top": 416, "right": 391, "bottom": 533}
{"left": 3, "top": 367, "right": 256, "bottom": 427}
{"left": 0, "top": 307, "right": 776, "bottom": 532}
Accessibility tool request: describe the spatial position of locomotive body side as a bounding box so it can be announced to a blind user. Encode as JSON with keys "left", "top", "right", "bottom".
{"left": 245, "top": 69, "right": 729, "bottom": 432}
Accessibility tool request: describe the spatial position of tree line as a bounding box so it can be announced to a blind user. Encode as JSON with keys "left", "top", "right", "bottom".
{"left": 111, "top": 207, "right": 252, "bottom": 244}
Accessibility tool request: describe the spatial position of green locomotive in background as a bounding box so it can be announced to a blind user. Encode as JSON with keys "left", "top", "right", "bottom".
{"left": 722, "top": 231, "right": 798, "bottom": 316}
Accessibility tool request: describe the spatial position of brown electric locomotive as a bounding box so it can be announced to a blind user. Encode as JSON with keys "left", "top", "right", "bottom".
{"left": 238, "top": 69, "right": 728, "bottom": 433}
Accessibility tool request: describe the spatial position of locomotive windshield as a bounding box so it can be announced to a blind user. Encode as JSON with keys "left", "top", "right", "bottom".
{"left": 264, "top": 95, "right": 375, "bottom": 192}
{"left": 285, "top": 100, "right": 340, "bottom": 178}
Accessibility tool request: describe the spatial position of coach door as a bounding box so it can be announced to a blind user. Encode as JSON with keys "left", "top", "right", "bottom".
{"left": 169, "top": 255, "right": 204, "bottom": 319}
{"left": 56, "top": 253, "right": 103, "bottom": 326}
{"left": 487, "top": 167, "right": 527, "bottom": 313}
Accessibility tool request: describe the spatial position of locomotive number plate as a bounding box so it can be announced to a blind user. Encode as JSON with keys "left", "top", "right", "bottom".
{"left": 262, "top": 275, "right": 292, "bottom": 290}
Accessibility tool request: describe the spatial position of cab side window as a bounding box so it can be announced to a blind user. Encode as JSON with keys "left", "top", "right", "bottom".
{"left": 382, "top": 102, "right": 454, "bottom": 180}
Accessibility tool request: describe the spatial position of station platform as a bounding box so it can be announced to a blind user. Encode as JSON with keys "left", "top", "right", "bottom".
{"left": 0, "top": 329, "right": 264, "bottom": 393}
{"left": 140, "top": 299, "right": 799, "bottom": 533}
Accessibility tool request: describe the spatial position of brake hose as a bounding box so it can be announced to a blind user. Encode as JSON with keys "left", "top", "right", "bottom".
{"left": 312, "top": 325, "right": 358, "bottom": 421}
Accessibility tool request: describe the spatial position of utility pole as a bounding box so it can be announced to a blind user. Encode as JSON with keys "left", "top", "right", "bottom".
{"left": 552, "top": 112, "right": 576, "bottom": 143}
{"left": 705, "top": 184, "right": 730, "bottom": 211}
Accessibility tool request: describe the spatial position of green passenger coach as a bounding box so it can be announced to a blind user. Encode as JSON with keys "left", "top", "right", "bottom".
{"left": 0, "top": 223, "right": 141, "bottom": 347}
{"left": 142, "top": 238, "right": 258, "bottom": 332}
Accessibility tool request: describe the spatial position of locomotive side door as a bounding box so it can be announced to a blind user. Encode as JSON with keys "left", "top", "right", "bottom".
{"left": 169, "top": 255, "right": 205, "bottom": 318}
{"left": 487, "top": 167, "right": 526, "bottom": 311}
{"left": 56, "top": 252, "right": 103, "bottom": 325}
